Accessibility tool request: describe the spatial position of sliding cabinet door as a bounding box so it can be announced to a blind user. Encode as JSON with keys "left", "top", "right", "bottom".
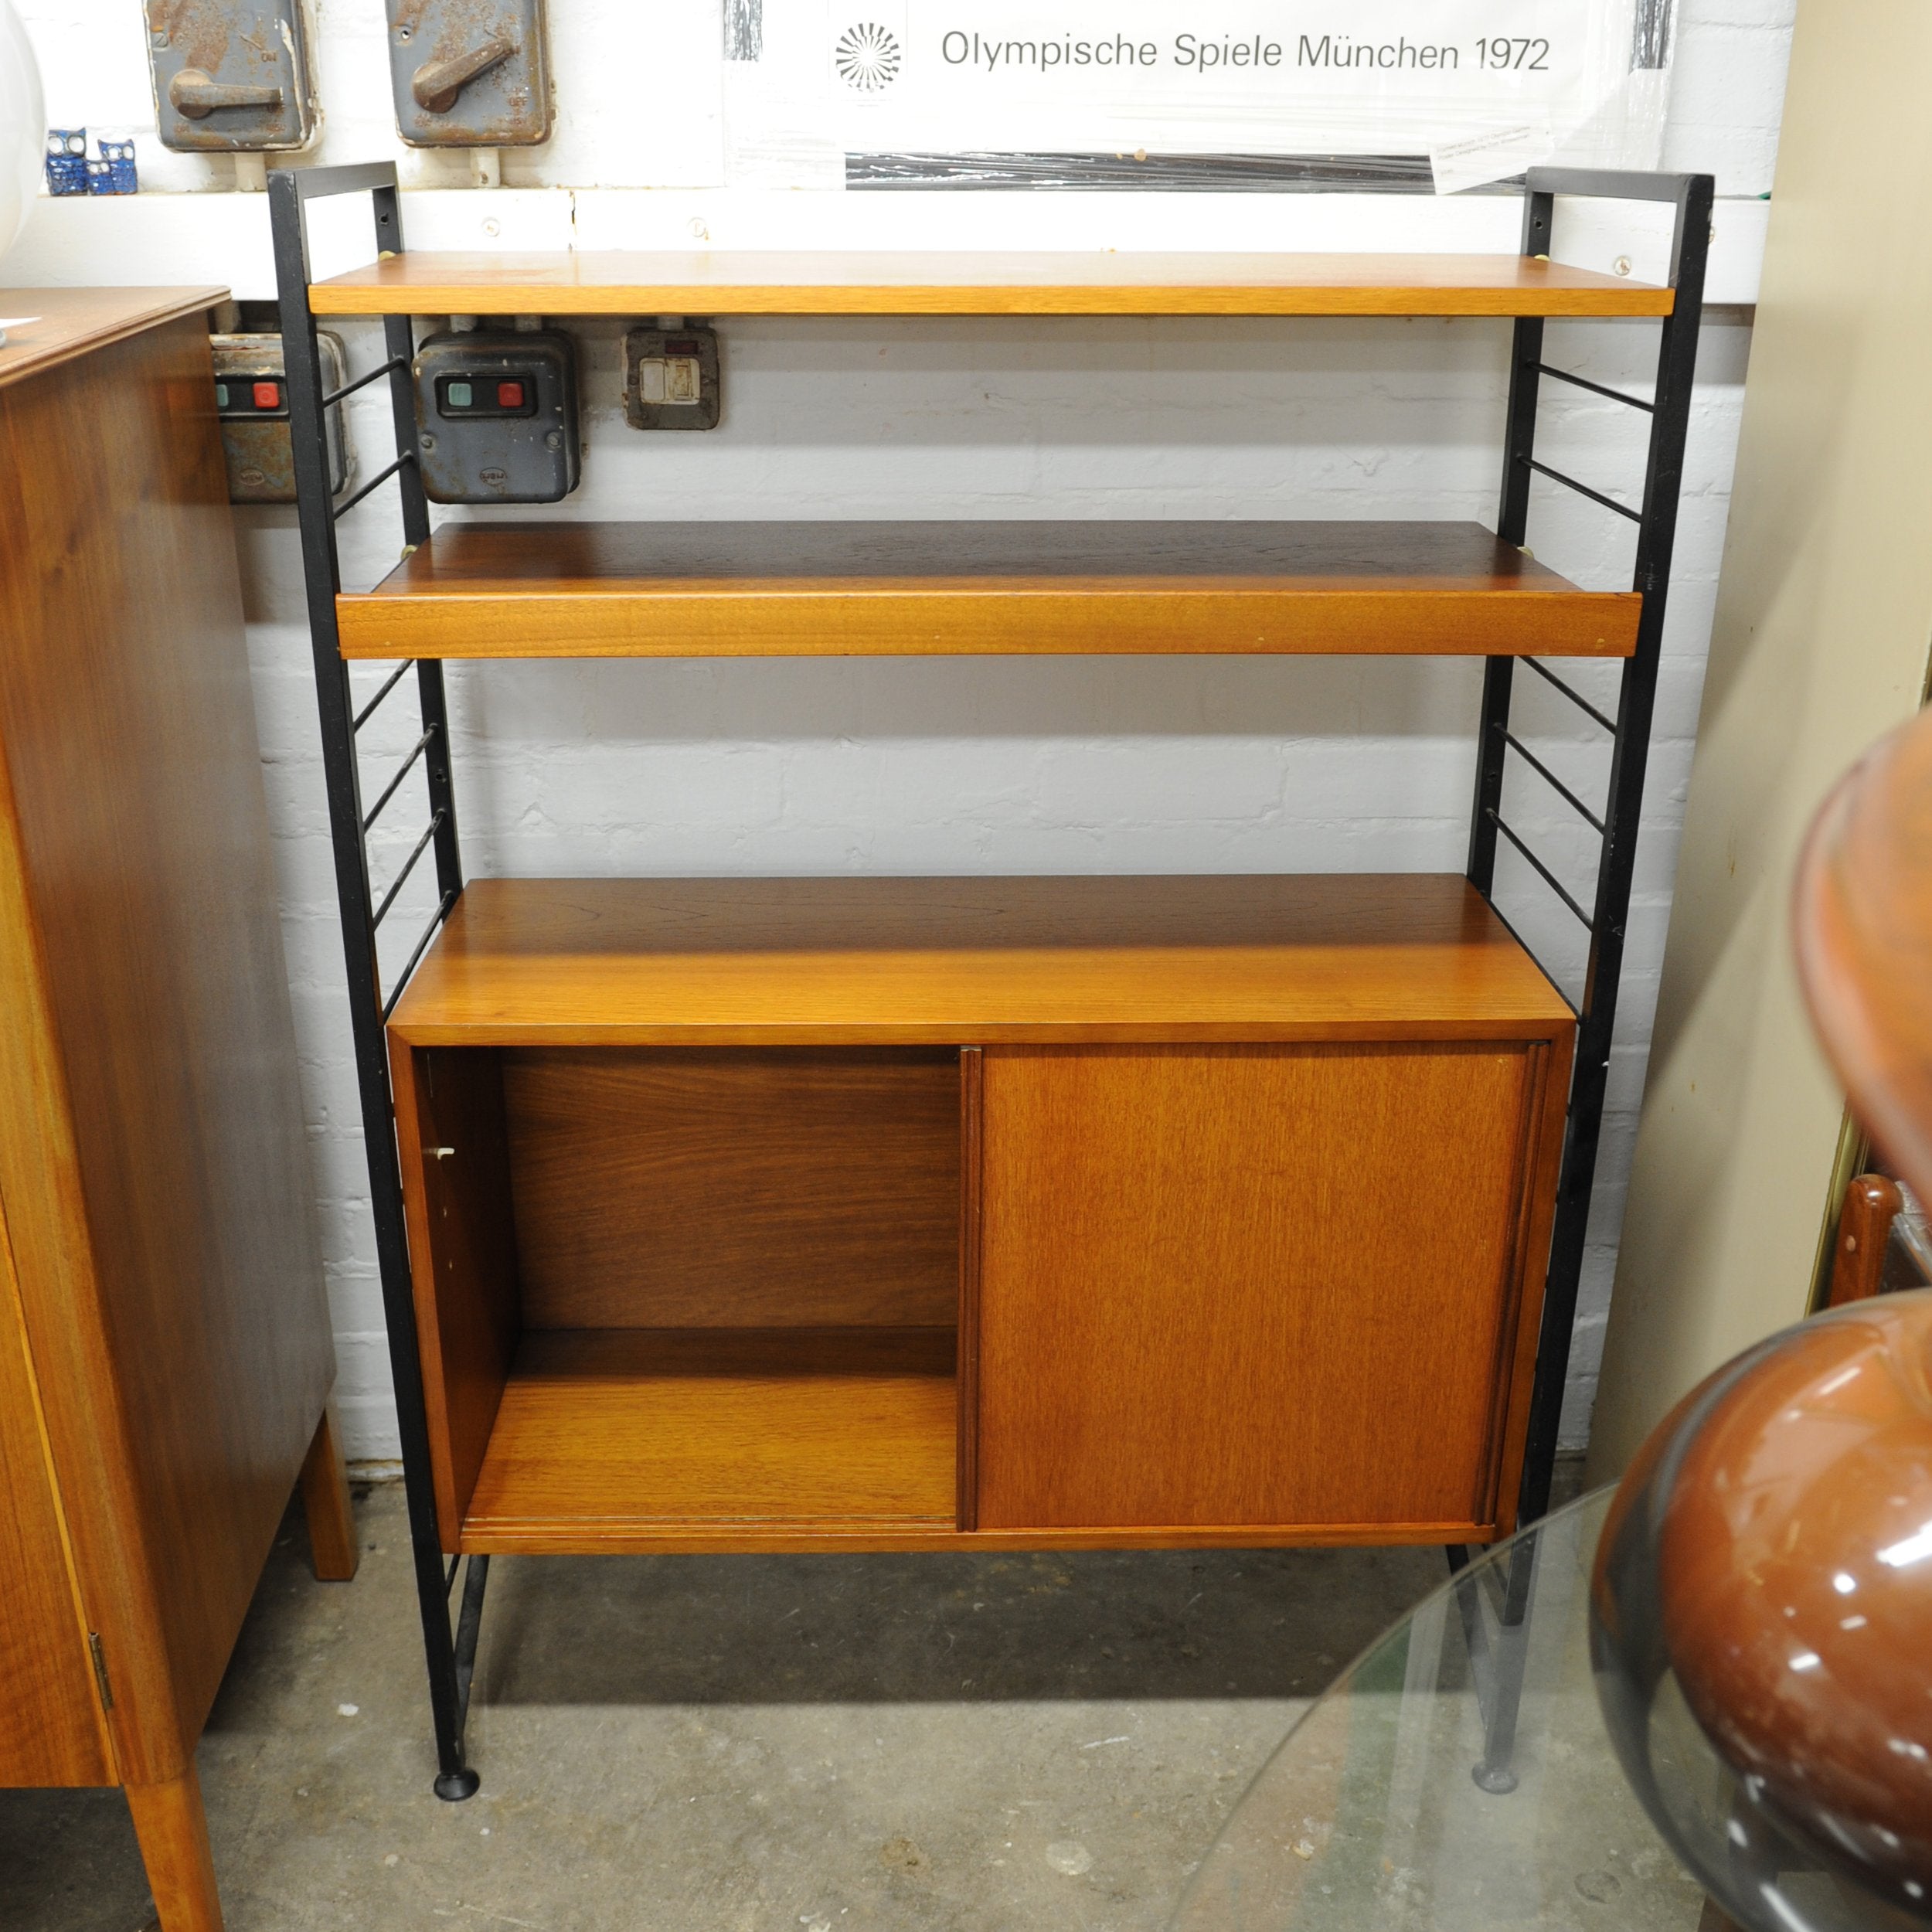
{"left": 972, "top": 1042, "right": 1562, "bottom": 1538}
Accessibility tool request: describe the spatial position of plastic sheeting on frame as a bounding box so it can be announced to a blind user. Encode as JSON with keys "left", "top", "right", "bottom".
{"left": 722, "top": 0, "right": 1678, "bottom": 192}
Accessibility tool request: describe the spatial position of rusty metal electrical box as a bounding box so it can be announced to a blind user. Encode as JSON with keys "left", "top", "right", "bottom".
{"left": 386, "top": 0, "right": 551, "bottom": 148}
{"left": 213, "top": 332, "right": 351, "bottom": 504}
{"left": 146, "top": 0, "right": 317, "bottom": 152}
{"left": 623, "top": 325, "right": 722, "bottom": 431}
{"left": 411, "top": 328, "right": 578, "bottom": 503}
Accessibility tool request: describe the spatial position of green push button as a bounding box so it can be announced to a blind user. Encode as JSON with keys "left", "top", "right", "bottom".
{"left": 216, "top": 382, "right": 228, "bottom": 407}
{"left": 447, "top": 381, "right": 473, "bottom": 408}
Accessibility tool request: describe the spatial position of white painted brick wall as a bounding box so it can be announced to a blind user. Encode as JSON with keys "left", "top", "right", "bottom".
{"left": 12, "top": 0, "right": 1794, "bottom": 1459}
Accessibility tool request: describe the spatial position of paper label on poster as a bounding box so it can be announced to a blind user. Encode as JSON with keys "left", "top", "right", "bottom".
{"left": 1428, "top": 118, "right": 1555, "bottom": 192}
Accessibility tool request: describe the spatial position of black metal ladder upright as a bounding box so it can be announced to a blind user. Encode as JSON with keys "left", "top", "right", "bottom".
{"left": 267, "top": 161, "right": 1710, "bottom": 1798}
{"left": 1457, "top": 165, "right": 1712, "bottom": 1794}
{"left": 271, "top": 162, "right": 483, "bottom": 1801}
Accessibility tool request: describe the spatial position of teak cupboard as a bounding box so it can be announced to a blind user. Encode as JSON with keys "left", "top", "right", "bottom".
{"left": 386, "top": 876, "right": 1573, "bottom": 1555}
{"left": 268, "top": 162, "right": 1712, "bottom": 1797}
{"left": 0, "top": 291, "right": 355, "bottom": 1932}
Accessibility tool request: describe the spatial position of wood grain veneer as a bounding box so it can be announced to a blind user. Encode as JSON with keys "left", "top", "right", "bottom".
{"left": 0, "top": 310, "right": 335, "bottom": 1785}
{"left": 298, "top": 1403, "right": 360, "bottom": 1584}
{"left": 337, "top": 520, "right": 1641, "bottom": 661}
{"left": 387, "top": 874, "right": 1574, "bottom": 1048}
{"left": 957, "top": 1047, "right": 983, "bottom": 1532}
{"left": 306, "top": 249, "right": 1674, "bottom": 318}
{"left": 460, "top": 1328, "right": 959, "bottom": 1549}
{"left": 124, "top": 1770, "right": 221, "bottom": 1932}
{"left": 973, "top": 1042, "right": 1557, "bottom": 1533}
{"left": 503, "top": 1048, "right": 961, "bottom": 1331}
{"left": 0, "top": 1209, "right": 111, "bottom": 1787}
{"left": 0, "top": 287, "right": 226, "bottom": 392}
{"left": 390, "top": 1046, "right": 522, "bottom": 1541}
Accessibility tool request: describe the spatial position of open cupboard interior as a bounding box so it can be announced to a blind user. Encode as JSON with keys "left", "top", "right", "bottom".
{"left": 387, "top": 875, "right": 1573, "bottom": 1556}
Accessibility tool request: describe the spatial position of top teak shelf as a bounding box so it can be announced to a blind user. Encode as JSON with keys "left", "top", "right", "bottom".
{"left": 305, "top": 250, "right": 1675, "bottom": 319}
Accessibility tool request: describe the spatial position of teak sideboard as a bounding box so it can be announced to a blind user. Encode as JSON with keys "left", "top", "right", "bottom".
{"left": 267, "top": 162, "right": 1712, "bottom": 1797}
{"left": 0, "top": 290, "right": 355, "bottom": 1932}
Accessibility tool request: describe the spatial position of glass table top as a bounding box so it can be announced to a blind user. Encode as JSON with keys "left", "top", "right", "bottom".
{"left": 1171, "top": 1488, "right": 1713, "bottom": 1930}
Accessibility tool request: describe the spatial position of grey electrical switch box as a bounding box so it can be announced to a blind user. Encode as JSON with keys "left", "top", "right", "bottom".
{"left": 386, "top": 0, "right": 552, "bottom": 147}
{"left": 624, "top": 325, "right": 721, "bottom": 431}
{"left": 146, "top": 0, "right": 317, "bottom": 151}
{"left": 412, "top": 329, "right": 579, "bottom": 504}
{"left": 213, "top": 331, "right": 352, "bottom": 503}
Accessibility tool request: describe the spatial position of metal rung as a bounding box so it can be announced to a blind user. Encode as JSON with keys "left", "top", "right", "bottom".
{"left": 352, "top": 660, "right": 413, "bottom": 733}
{"left": 362, "top": 727, "right": 437, "bottom": 833}
{"left": 1534, "top": 362, "right": 1655, "bottom": 413}
{"left": 370, "top": 811, "right": 445, "bottom": 930}
{"left": 1496, "top": 726, "right": 1607, "bottom": 834}
{"left": 332, "top": 451, "right": 414, "bottom": 522}
{"left": 321, "top": 355, "right": 407, "bottom": 410}
{"left": 1522, "top": 656, "right": 1618, "bottom": 734}
{"left": 381, "top": 889, "right": 458, "bottom": 1022}
{"left": 1489, "top": 811, "right": 1595, "bottom": 932}
{"left": 1520, "top": 456, "right": 1644, "bottom": 524}
{"left": 451, "top": 1556, "right": 491, "bottom": 1736}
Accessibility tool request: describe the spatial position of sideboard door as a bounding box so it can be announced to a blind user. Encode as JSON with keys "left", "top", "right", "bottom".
{"left": 0, "top": 1212, "right": 111, "bottom": 1789}
{"left": 972, "top": 1042, "right": 1560, "bottom": 1539}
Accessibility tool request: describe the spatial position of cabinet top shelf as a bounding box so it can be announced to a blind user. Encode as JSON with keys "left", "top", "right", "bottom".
{"left": 306, "top": 250, "right": 1674, "bottom": 318}
{"left": 386, "top": 874, "right": 1575, "bottom": 1047}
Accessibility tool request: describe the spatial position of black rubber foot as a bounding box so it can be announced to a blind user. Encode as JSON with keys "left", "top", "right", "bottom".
{"left": 1471, "top": 1763, "right": 1519, "bottom": 1795}
{"left": 434, "top": 1767, "right": 481, "bottom": 1802}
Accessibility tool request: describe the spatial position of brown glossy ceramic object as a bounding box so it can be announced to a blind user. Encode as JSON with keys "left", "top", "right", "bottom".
{"left": 1794, "top": 704, "right": 1932, "bottom": 1213}
{"left": 1594, "top": 704, "right": 1932, "bottom": 1927}
{"left": 1658, "top": 1291, "right": 1932, "bottom": 1896}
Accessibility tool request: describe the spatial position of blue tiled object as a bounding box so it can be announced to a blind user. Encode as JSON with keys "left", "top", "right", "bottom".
{"left": 94, "top": 138, "right": 138, "bottom": 194}
{"left": 46, "top": 128, "right": 88, "bottom": 196}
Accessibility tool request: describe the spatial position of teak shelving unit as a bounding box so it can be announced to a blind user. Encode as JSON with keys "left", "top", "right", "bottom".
{"left": 269, "top": 163, "right": 1711, "bottom": 1800}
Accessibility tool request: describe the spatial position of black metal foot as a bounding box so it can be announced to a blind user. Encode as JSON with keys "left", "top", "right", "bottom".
{"left": 434, "top": 1767, "right": 481, "bottom": 1802}
{"left": 1471, "top": 1763, "right": 1519, "bottom": 1796}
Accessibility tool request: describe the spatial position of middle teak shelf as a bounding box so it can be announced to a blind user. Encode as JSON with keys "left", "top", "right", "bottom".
{"left": 335, "top": 519, "right": 1641, "bottom": 660}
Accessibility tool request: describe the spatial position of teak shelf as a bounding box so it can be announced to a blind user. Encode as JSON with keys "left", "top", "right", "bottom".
{"left": 305, "top": 247, "right": 1674, "bottom": 318}
{"left": 338, "top": 519, "right": 1642, "bottom": 662}
{"left": 269, "top": 160, "right": 1713, "bottom": 1800}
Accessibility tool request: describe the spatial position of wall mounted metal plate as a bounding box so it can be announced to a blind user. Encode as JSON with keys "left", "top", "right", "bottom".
{"left": 213, "top": 332, "right": 350, "bottom": 504}
{"left": 146, "top": 0, "right": 316, "bottom": 152}
{"left": 623, "top": 325, "right": 721, "bottom": 431}
{"left": 386, "top": 0, "right": 551, "bottom": 148}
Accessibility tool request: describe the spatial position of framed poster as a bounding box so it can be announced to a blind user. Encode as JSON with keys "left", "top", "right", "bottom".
{"left": 723, "top": 0, "right": 1676, "bottom": 191}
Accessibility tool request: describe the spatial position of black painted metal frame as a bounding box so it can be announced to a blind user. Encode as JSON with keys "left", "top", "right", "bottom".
{"left": 268, "top": 160, "right": 1711, "bottom": 1798}
{"left": 269, "top": 163, "right": 481, "bottom": 1801}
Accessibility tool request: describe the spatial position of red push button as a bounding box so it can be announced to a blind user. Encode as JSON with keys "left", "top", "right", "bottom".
{"left": 251, "top": 379, "right": 280, "bottom": 408}
{"left": 497, "top": 379, "right": 524, "bottom": 408}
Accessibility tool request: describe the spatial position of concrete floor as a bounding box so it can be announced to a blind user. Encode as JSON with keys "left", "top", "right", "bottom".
{"left": 0, "top": 1481, "right": 1450, "bottom": 1932}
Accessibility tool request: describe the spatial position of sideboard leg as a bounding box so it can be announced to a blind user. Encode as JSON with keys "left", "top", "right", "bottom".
{"left": 127, "top": 1764, "right": 223, "bottom": 1932}
{"left": 299, "top": 1398, "right": 360, "bottom": 1581}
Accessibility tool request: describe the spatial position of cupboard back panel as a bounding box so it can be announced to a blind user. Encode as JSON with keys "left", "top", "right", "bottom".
{"left": 503, "top": 1048, "right": 961, "bottom": 1330}
{"left": 974, "top": 1043, "right": 1543, "bottom": 1531}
